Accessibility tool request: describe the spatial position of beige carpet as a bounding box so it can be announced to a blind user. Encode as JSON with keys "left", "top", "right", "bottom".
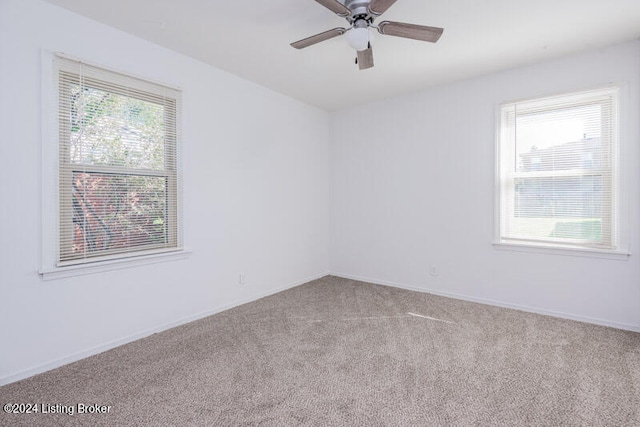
{"left": 1, "top": 276, "right": 639, "bottom": 426}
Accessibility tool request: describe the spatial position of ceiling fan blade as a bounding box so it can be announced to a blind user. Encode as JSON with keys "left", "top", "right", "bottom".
{"left": 357, "top": 47, "right": 374, "bottom": 70}
{"left": 377, "top": 21, "right": 444, "bottom": 43}
{"left": 368, "top": 0, "right": 399, "bottom": 16}
{"left": 314, "top": 0, "right": 351, "bottom": 17}
{"left": 290, "top": 27, "right": 347, "bottom": 49}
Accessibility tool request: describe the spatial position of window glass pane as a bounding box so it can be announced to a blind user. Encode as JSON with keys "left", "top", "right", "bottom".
{"left": 514, "top": 105, "right": 602, "bottom": 172}
{"left": 69, "top": 84, "right": 166, "bottom": 170}
{"left": 513, "top": 176, "right": 603, "bottom": 242}
{"left": 70, "top": 172, "right": 168, "bottom": 258}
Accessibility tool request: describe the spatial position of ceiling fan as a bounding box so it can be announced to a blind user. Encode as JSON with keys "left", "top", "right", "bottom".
{"left": 291, "top": 0, "right": 444, "bottom": 70}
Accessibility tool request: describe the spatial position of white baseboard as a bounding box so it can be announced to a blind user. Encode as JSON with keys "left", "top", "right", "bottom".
{"left": 330, "top": 272, "right": 640, "bottom": 333}
{"left": 0, "top": 271, "right": 329, "bottom": 386}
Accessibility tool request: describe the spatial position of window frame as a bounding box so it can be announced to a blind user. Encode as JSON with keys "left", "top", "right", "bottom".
{"left": 40, "top": 52, "right": 188, "bottom": 280}
{"left": 493, "top": 85, "right": 630, "bottom": 259}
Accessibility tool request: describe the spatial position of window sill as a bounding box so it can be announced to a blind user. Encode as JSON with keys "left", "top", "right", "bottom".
{"left": 492, "top": 242, "right": 630, "bottom": 260}
{"left": 39, "top": 249, "right": 192, "bottom": 281}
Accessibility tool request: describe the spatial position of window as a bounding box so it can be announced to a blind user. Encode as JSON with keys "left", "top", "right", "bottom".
{"left": 55, "top": 56, "right": 182, "bottom": 266}
{"left": 496, "top": 87, "right": 622, "bottom": 253}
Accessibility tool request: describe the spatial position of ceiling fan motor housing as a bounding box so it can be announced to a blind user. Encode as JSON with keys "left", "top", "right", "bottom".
{"left": 344, "top": 0, "right": 375, "bottom": 24}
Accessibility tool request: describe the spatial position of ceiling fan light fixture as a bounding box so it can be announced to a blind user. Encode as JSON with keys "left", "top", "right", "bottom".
{"left": 291, "top": 0, "right": 444, "bottom": 70}
{"left": 347, "top": 27, "right": 370, "bottom": 51}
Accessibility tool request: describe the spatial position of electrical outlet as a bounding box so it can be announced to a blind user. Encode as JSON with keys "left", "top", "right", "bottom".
{"left": 429, "top": 265, "right": 438, "bottom": 277}
{"left": 239, "top": 273, "right": 246, "bottom": 285}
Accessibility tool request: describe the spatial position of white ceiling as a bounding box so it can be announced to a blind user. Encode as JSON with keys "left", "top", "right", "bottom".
{"left": 43, "top": 0, "right": 640, "bottom": 111}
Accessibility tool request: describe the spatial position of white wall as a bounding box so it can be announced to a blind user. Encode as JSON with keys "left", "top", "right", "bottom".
{"left": 331, "top": 41, "right": 640, "bottom": 331}
{"left": 0, "top": 0, "right": 330, "bottom": 384}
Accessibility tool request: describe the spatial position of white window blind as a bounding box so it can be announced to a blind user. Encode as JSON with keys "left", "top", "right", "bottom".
{"left": 497, "top": 87, "right": 619, "bottom": 251}
{"left": 56, "top": 55, "right": 182, "bottom": 265}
